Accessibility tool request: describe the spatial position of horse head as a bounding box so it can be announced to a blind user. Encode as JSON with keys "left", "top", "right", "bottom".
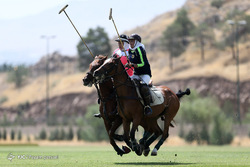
{"left": 82, "top": 55, "right": 108, "bottom": 87}
{"left": 93, "top": 56, "right": 122, "bottom": 83}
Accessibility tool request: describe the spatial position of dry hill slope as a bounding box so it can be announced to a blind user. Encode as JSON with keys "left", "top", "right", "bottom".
{"left": 1, "top": 0, "right": 250, "bottom": 121}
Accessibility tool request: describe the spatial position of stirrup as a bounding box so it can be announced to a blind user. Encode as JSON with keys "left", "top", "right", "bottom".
{"left": 144, "top": 106, "right": 152, "bottom": 116}
{"left": 94, "top": 113, "right": 102, "bottom": 118}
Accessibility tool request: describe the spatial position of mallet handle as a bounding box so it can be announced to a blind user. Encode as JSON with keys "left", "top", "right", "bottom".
{"left": 59, "top": 4, "right": 94, "bottom": 58}
{"left": 109, "top": 8, "right": 129, "bottom": 61}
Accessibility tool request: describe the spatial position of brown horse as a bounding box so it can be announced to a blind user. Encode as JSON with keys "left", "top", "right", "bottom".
{"left": 94, "top": 56, "right": 190, "bottom": 156}
{"left": 82, "top": 55, "right": 130, "bottom": 156}
{"left": 83, "top": 55, "right": 165, "bottom": 156}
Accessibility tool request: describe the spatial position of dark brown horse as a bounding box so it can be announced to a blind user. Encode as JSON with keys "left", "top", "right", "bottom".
{"left": 82, "top": 55, "right": 130, "bottom": 156}
{"left": 94, "top": 56, "right": 190, "bottom": 156}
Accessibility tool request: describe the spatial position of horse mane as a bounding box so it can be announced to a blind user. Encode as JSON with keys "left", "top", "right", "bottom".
{"left": 96, "top": 54, "right": 107, "bottom": 60}
{"left": 113, "top": 57, "right": 133, "bottom": 82}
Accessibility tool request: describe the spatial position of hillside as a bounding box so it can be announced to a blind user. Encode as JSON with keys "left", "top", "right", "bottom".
{"left": 0, "top": 0, "right": 250, "bottom": 122}
{"left": 124, "top": 0, "right": 250, "bottom": 83}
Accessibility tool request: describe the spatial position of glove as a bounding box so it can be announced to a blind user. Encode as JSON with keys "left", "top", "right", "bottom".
{"left": 125, "top": 63, "right": 130, "bottom": 68}
{"left": 129, "top": 63, "right": 137, "bottom": 68}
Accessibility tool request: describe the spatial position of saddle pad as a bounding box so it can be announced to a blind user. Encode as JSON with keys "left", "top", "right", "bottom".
{"left": 132, "top": 80, "right": 164, "bottom": 106}
{"left": 150, "top": 86, "right": 164, "bottom": 106}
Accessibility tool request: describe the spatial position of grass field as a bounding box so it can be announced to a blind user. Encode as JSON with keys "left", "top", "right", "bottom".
{"left": 0, "top": 145, "right": 249, "bottom": 167}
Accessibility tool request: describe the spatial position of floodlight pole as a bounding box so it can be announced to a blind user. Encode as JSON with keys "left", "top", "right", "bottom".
{"left": 226, "top": 20, "right": 247, "bottom": 124}
{"left": 41, "top": 35, "right": 56, "bottom": 120}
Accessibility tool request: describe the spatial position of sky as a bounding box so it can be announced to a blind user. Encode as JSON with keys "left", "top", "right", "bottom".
{"left": 0, "top": 0, "right": 186, "bottom": 65}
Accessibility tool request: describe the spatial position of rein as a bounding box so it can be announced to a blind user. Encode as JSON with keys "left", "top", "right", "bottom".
{"left": 94, "top": 81, "right": 116, "bottom": 125}
{"left": 106, "top": 60, "right": 142, "bottom": 120}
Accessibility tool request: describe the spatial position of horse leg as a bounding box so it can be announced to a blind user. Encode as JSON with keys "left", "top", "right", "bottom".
{"left": 130, "top": 121, "right": 142, "bottom": 156}
{"left": 109, "top": 117, "right": 130, "bottom": 156}
{"left": 137, "top": 130, "right": 151, "bottom": 156}
{"left": 122, "top": 120, "right": 132, "bottom": 150}
{"left": 110, "top": 116, "right": 124, "bottom": 141}
{"left": 151, "top": 118, "right": 171, "bottom": 156}
{"left": 139, "top": 131, "right": 151, "bottom": 147}
{"left": 143, "top": 123, "right": 162, "bottom": 156}
{"left": 100, "top": 101, "right": 127, "bottom": 156}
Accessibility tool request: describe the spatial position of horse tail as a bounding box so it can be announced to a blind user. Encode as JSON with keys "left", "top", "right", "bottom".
{"left": 176, "top": 88, "right": 191, "bottom": 99}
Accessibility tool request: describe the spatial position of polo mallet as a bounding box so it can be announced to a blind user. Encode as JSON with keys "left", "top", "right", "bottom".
{"left": 59, "top": 5, "right": 94, "bottom": 58}
{"left": 109, "top": 8, "right": 129, "bottom": 61}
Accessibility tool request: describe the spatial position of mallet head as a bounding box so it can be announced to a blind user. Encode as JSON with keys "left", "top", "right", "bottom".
{"left": 109, "top": 8, "right": 112, "bottom": 20}
{"left": 59, "top": 4, "right": 69, "bottom": 14}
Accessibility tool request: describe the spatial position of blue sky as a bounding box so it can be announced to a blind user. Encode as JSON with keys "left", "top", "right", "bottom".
{"left": 0, "top": 0, "right": 186, "bottom": 65}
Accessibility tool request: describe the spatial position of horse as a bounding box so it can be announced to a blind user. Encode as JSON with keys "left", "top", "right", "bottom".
{"left": 82, "top": 55, "right": 130, "bottom": 156}
{"left": 93, "top": 56, "right": 190, "bottom": 156}
{"left": 83, "top": 55, "right": 168, "bottom": 156}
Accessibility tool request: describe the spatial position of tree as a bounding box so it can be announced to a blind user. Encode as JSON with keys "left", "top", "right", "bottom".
{"left": 11, "top": 129, "right": 15, "bottom": 140}
{"left": 7, "top": 65, "right": 28, "bottom": 88}
{"left": 58, "top": 128, "right": 66, "bottom": 140}
{"left": 162, "top": 8, "right": 195, "bottom": 69}
{"left": 0, "top": 63, "right": 12, "bottom": 72}
{"left": 162, "top": 24, "right": 186, "bottom": 69}
{"left": 39, "top": 128, "right": 47, "bottom": 140}
{"left": 81, "top": 104, "right": 109, "bottom": 141}
{"left": 192, "top": 23, "right": 215, "bottom": 60}
{"left": 17, "top": 130, "right": 22, "bottom": 141}
{"left": 3, "top": 128, "right": 7, "bottom": 140}
{"left": 177, "top": 90, "right": 234, "bottom": 145}
{"left": 211, "top": 0, "right": 224, "bottom": 9}
{"left": 77, "top": 26, "right": 111, "bottom": 71}
{"left": 173, "top": 9, "right": 195, "bottom": 37}
{"left": 66, "top": 126, "right": 74, "bottom": 140}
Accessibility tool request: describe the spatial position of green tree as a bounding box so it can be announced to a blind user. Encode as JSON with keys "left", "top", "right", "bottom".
{"left": 192, "top": 23, "right": 215, "bottom": 60}
{"left": 0, "top": 63, "right": 12, "bottom": 72}
{"left": 77, "top": 127, "right": 83, "bottom": 140}
{"left": 66, "top": 126, "right": 74, "bottom": 140}
{"left": 77, "top": 26, "right": 111, "bottom": 71}
{"left": 17, "top": 130, "right": 22, "bottom": 141}
{"left": 3, "top": 129, "right": 7, "bottom": 140}
{"left": 11, "top": 129, "right": 15, "bottom": 140}
{"left": 39, "top": 128, "right": 47, "bottom": 140}
{"left": 162, "top": 8, "right": 195, "bottom": 69}
{"left": 81, "top": 104, "right": 109, "bottom": 141}
{"left": 162, "top": 23, "right": 186, "bottom": 69}
{"left": 173, "top": 9, "right": 195, "bottom": 37}
{"left": 49, "top": 128, "right": 59, "bottom": 141}
{"left": 210, "top": 113, "right": 233, "bottom": 145}
{"left": 177, "top": 90, "right": 234, "bottom": 145}
{"left": 211, "top": 0, "right": 224, "bottom": 9}
{"left": 58, "top": 128, "right": 66, "bottom": 140}
{"left": 7, "top": 65, "right": 28, "bottom": 88}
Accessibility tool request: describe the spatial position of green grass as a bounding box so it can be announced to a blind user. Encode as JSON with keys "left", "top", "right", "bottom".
{"left": 0, "top": 145, "right": 249, "bottom": 167}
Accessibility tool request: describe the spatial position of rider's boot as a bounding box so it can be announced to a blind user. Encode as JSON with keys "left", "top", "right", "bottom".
{"left": 141, "top": 84, "right": 153, "bottom": 116}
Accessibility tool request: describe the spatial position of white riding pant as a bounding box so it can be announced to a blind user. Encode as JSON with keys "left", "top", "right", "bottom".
{"left": 131, "top": 74, "right": 151, "bottom": 85}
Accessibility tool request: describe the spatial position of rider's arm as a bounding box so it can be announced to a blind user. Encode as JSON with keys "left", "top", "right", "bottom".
{"left": 135, "top": 47, "right": 145, "bottom": 68}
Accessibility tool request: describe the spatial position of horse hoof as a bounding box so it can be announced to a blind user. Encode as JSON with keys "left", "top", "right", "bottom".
{"left": 151, "top": 148, "right": 157, "bottom": 156}
{"left": 135, "top": 145, "right": 142, "bottom": 156}
{"left": 122, "top": 146, "right": 131, "bottom": 154}
{"left": 117, "top": 152, "right": 123, "bottom": 156}
{"left": 131, "top": 142, "right": 138, "bottom": 151}
{"left": 139, "top": 144, "right": 144, "bottom": 154}
{"left": 143, "top": 147, "right": 150, "bottom": 157}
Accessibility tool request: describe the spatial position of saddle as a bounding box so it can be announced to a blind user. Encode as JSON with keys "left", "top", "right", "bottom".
{"left": 132, "top": 80, "right": 164, "bottom": 106}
